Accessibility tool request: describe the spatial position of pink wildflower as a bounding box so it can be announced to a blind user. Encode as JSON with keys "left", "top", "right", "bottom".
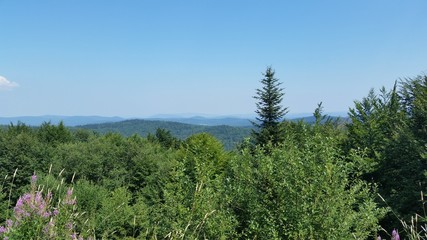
{"left": 66, "top": 222, "right": 73, "bottom": 230}
{"left": 64, "top": 188, "right": 76, "bottom": 205}
{"left": 392, "top": 229, "right": 400, "bottom": 240}
{"left": 31, "top": 174, "right": 37, "bottom": 184}
{"left": 6, "top": 220, "right": 12, "bottom": 228}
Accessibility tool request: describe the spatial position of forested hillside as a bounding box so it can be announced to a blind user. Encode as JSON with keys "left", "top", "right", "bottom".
{"left": 0, "top": 72, "right": 426, "bottom": 239}
{"left": 77, "top": 119, "right": 252, "bottom": 150}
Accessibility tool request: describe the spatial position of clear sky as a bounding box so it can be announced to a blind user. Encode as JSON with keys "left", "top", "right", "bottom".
{"left": 1, "top": 1, "right": 426, "bottom": 118}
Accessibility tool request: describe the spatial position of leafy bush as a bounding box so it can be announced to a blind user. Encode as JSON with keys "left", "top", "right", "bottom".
{"left": 226, "top": 123, "right": 386, "bottom": 239}
{"left": 0, "top": 174, "right": 89, "bottom": 239}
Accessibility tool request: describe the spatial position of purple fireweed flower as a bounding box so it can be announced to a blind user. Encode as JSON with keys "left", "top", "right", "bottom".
{"left": 0, "top": 226, "right": 6, "bottom": 234}
{"left": 14, "top": 190, "right": 51, "bottom": 220}
{"left": 392, "top": 229, "right": 400, "bottom": 240}
{"left": 43, "top": 225, "right": 49, "bottom": 234}
{"left": 13, "top": 203, "right": 26, "bottom": 219}
{"left": 15, "top": 197, "right": 24, "bottom": 209}
{"left": 64, "top": 188, "right": 76, "bottom": 205}
{"left": 67, "top": 188, "right": 73, "bottom": 197}
{"left": 6, "top": 220, "right": 12, "bottom": 228}
{"left": 66, "top": 222, "right": 73, "bottom": 230}
{"left": 48, "top": 220, "right": 54, "bottom": 227}
{"left": 21, "top": 193, "right": 32, "bottom": 204}
{"left": 43, "top": 220, "right": 55, "bottom": 237}
{"left": 46, "top": 191, "right": 52, "bottom": 202}
{"left": 31, "top": 174, "right": 37, "bottom": 184}
{"left": 53, "top": 208, "right": 59, "bottom": 216}
{"left": 35, "top": 191, "right": 43, "bottom": 204}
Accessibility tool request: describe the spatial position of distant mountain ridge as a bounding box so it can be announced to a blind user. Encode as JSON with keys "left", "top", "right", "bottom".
{"left": 0, "top": 113, "right": 348, "bottom": 127}
{"left": 0, "top": 115, "right": 253, "bottom": 127}
{"left": 76, "top": 116, "right": 348, "bottom": 150}
{"left": 0, "top": 115, "right": 348, "bottom": 150}
{"left": 146, "top": 116, "right": 253, "bottom": 126}
{"left": 0, "top": 115, "right": 124, "bottom": 126}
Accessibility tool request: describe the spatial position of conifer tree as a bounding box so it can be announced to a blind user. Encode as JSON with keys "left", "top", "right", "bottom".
{"left": 252, "top": 66, "right": 288, "bottom": 146}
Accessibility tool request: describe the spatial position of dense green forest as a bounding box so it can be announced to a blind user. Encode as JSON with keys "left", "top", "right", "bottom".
{"left": 75, "top": 117, "right": 345, "bottom": 150}
{"left": 0, "top": 72, "right": 426, "bottom": 239}
{"left": 76, "top": 119, "right": 253, "bottom": 150}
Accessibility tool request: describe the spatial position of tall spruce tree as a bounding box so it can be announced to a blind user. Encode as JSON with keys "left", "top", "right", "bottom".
{"left": 252, "top": 66, "right": 288, "bottom": 146}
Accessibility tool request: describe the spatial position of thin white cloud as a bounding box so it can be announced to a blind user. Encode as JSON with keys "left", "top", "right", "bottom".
{"left": 0, "top": 76, "right": 19, "bottom": 90}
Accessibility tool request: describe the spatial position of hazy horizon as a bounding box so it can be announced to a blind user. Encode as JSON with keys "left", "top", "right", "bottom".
{"left": 0, "top": 111, "right": 348, "bottom": 119}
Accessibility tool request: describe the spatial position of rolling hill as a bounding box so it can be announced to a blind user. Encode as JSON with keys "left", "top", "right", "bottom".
{"left": 77, "top": 119, "right": 253, "bottom": 150}
{"left": 1, "top": 115, "right": 348, "bottom": 150}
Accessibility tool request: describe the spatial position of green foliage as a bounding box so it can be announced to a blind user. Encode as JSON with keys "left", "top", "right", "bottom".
{"left": 398, "top": 192, "right": 427, "bottom": 240}
{"left": 96, "top": 187, "right": 134, "bottom": 239}
{"left": 139, "top": 133, "right": 237, "bottom": 239}
{"left": 0, "top": 116, "right": 387, "bottom": 239}
{"left": 5, "top": 73, "right": 427, "bottom": 238}
{"left": 37, "top": 121, "right": 73, "bottom": 145}
{"left": 72, "top": 179, "right": 109, "bottom": 235}
{"left": 313, "top": 102, "right": 327, "bottom": 125}
{"left": 228, "top": 122, "right": 385, "bottom": 239}
{"left": 147, "top": 128, "right": 181, "bottom": 149}
{"left": 346, "top": 85, "right": 405, "bottom": 176}
{"left": 77, "top": 119, "right": 251, "bottom": 150}
{"left": 0, "top": 174, "right": 89, "bottom": 240}
{"left": 182, "top": 133, "right": 227, "bottom": 180}
{"left": 401, "top": 75, "right": 427, "bottom": 143}
{"left": 252, "top": 66, "right": 288, "bottom": 146}
{"left": 346, "top": 75, "right": 427, "bottom": 235}
{"left": 0, "top": 124, "right": 49, "bottom": 202}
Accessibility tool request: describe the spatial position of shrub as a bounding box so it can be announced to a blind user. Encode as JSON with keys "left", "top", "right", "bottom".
{"left": 0, "top": 174, "right": 90, "bottom": 239}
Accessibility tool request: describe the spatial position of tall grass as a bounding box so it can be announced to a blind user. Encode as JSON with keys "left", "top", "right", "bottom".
{"left": 0, "top": 169, "right": 92, "bottom": 239}
{"left": 378, "top": 192, "right": 427, "bottom": 240}
{"left": 399, "top": 191, "right": 427, "bottom": 240}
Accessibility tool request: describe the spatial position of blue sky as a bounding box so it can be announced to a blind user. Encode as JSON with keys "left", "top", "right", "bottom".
{"left": 1, "top": 1, "right": 426, "bottom": 118}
